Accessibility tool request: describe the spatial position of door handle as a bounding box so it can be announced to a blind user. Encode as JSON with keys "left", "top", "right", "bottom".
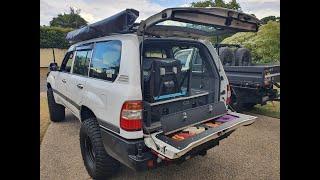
{"left": 62, "top": 79, "right": 66, "bottom": 83}
{"left": 77, "top": 84, "right": 84, "bottom": 89}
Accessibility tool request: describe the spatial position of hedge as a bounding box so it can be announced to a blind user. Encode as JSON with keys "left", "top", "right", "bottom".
{"left": 40, "top": 26, "right": 73, "bottom": 48}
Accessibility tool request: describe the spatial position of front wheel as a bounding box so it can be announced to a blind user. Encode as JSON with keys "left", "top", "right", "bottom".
{"left": 80, "top": 118, "right": 120, "bottom": 179}
{"left": 47, "top": 88, "right": 65, "bottom": 122}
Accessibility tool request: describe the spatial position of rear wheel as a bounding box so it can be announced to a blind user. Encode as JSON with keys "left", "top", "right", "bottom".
{"left": 80, "top": 118, "right": 120, "bottom": 179}
{"left": 47, "top": 88, "right": 65, "bottom": 122}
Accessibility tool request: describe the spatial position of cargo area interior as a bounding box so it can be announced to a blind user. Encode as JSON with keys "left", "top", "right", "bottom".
{"left": 141, "top": 39, "right": 236, "bottom": 145}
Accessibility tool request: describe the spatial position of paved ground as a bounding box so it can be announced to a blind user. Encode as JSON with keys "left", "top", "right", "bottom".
{"left": 40, "top": 110, "right": 280, "bottom": 180}
{"left": 40, "top": 68, "right": 48, "bottom": 92}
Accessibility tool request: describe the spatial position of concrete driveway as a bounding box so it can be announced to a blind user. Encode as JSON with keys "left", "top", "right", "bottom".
{"left": 40, "top": 111, "right": 280, "bottom": 180}
{"left": 40, "top": 68, "right": 48, "bottom": 93}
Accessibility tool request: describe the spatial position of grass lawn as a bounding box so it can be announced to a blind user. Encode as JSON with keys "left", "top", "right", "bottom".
{"left": 249, "top": 101, "right": 280, "bottom": 119}
{"left": 40, "top": 96, "right": 50, "bottom": 143}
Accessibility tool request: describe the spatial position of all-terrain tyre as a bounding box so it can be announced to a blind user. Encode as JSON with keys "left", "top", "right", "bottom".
{"left": 47, "top": 88, "right": 65, "bottom": 122}
{"left": 80, "top": 118, "right": 120, "bottom": 179}
{"left": 235, "top": 48, "right": 252, "bottom": 66}
{"left": 219, "top": 47, "right": 235, "bottom": 66}
{"left": 229, "top": 92, "right": 255, "bottom": 112}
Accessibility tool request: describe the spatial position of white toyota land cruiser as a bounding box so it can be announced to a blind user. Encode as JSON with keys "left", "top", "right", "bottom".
{"left": 47, "top": 7, "right": 259, "bottom": 179}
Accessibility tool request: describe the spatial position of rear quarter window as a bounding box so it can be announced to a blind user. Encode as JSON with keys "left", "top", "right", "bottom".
{"left": 89, "top": 40, "right": 122, "bottom": 82}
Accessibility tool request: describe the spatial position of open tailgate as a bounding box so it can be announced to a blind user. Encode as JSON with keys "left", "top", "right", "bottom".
{"left": 144, "top": 111, "right": 256, "bottom": 159}
{"left": 137, "top": 7, "right": 260, "bottom": 37}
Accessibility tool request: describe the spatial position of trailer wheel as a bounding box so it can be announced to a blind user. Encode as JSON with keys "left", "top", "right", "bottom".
{"left": 235, "top": 48, "right": 252, "bottom": 66}
{"left": 239, "top": 103, "right": 256, "bottom": 111}
{"left": 230, "top": 93, "right": 256, "bottom": 112}
{"left": 219, "top": 47, "right": 235, "bottom": 66}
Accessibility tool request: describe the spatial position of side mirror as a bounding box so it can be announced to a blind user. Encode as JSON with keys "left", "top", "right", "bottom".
{"left": 49, "top": 62, "right": 58, "bottom": 71}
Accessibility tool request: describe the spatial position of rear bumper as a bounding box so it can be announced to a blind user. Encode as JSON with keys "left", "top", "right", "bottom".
{"left": 100, "top": 128, "right": 155, "bottom": 171}
{"left": 100, "top": 126, "right": 235, "bottom": 171}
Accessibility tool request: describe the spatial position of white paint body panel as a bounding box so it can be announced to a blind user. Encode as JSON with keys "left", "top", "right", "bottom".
{"left": 47, "top": 34, "right": 229, "bottom": 140}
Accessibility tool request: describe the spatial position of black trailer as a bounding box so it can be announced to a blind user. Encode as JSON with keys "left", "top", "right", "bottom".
{"left": 224, "top": 65, "right": 280, "bottom": 111}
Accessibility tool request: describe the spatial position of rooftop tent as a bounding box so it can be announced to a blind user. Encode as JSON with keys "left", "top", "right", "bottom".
{"left": 66, "top": 9, "right": 139, "bottom": 43}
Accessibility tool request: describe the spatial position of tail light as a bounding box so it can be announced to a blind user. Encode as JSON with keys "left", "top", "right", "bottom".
{"left": 120, "top": 100, "right": 143, "bottom": 131}
{"left": 226, "top": 84, "right": 231, "bottom": 105}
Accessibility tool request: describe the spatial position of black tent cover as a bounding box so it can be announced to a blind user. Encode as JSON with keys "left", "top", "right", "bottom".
{"left": 66, "top": 9, "right": 139, "bottom": 43}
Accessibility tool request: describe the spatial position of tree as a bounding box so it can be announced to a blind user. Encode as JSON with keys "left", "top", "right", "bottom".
{"left": 191, "top": 0, "right": 241, "bottom": 10}
{"left": 190, "top": 0, "right": 242, "bottom": 44}
{"left": 50, "top": 7, "right": 87, "bottom": 29}
{"left": 260, "top": 16, "right": 280, "bottom": 24}
{"left": 40, "top": 26, "right": 73, "bottom": 48}
{"left": 191, "top": 0, "right": 213, "bottom": 7}
{"left": 215, "top": 0, "right": 226, "bottom": 8}
{"left": 227, "top": 0, "right": 241, "bottom": 11}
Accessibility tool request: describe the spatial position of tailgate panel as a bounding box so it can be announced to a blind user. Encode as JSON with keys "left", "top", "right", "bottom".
{"left": 160, "top": 101, "right": 227, "bottom": 135}
{"left": 138, "top": 7, "right": 260, "bottom": 36}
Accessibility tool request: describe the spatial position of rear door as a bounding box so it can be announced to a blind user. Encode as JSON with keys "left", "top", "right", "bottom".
{"left": 67, "top": 45, "right": 93, "bottom": 115}
{"left": 138, "top": 7, "right": 260, "bottom": 38}
{"left": 144, "top": 111, "right": 256, "bottom": 159}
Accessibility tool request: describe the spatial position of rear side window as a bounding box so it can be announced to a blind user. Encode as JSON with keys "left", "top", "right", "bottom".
{"left": 89, "top": 41, "right": 122, "bottom": 81}
{"left": 72, "top": 50, "right": 91, "bottom": 76}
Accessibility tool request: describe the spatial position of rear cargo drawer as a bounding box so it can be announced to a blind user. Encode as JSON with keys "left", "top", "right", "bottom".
{"left": 144, "top": 112, "right": 257, "bottom": 159}
{"left": 160, "top": 101, "right": 227, "bottom": 134}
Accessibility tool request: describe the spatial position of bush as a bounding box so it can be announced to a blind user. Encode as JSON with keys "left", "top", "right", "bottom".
{"left": 40, "top": 26, "right": 73, "bottom": 48}
{"left": 222, "top": 21, "right": 280, "bottom": 64}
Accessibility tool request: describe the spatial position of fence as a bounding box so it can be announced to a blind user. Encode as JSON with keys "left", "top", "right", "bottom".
{"left": 40, "top": 48, "right": 67, "bottom": 67}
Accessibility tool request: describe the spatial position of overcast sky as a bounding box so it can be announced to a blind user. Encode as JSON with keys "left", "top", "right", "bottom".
{"left": 40, "top": 0, "right": 280, "bottom": 25}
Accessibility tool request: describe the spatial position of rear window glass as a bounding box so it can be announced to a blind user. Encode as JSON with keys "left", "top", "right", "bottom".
{"left": 89, "top": 40, "right": 122, "bottom": 82}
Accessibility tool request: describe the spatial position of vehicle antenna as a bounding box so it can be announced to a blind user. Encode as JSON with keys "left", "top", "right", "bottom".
{"left": 52, "top": 48, "right": 56, "bottom": 63}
